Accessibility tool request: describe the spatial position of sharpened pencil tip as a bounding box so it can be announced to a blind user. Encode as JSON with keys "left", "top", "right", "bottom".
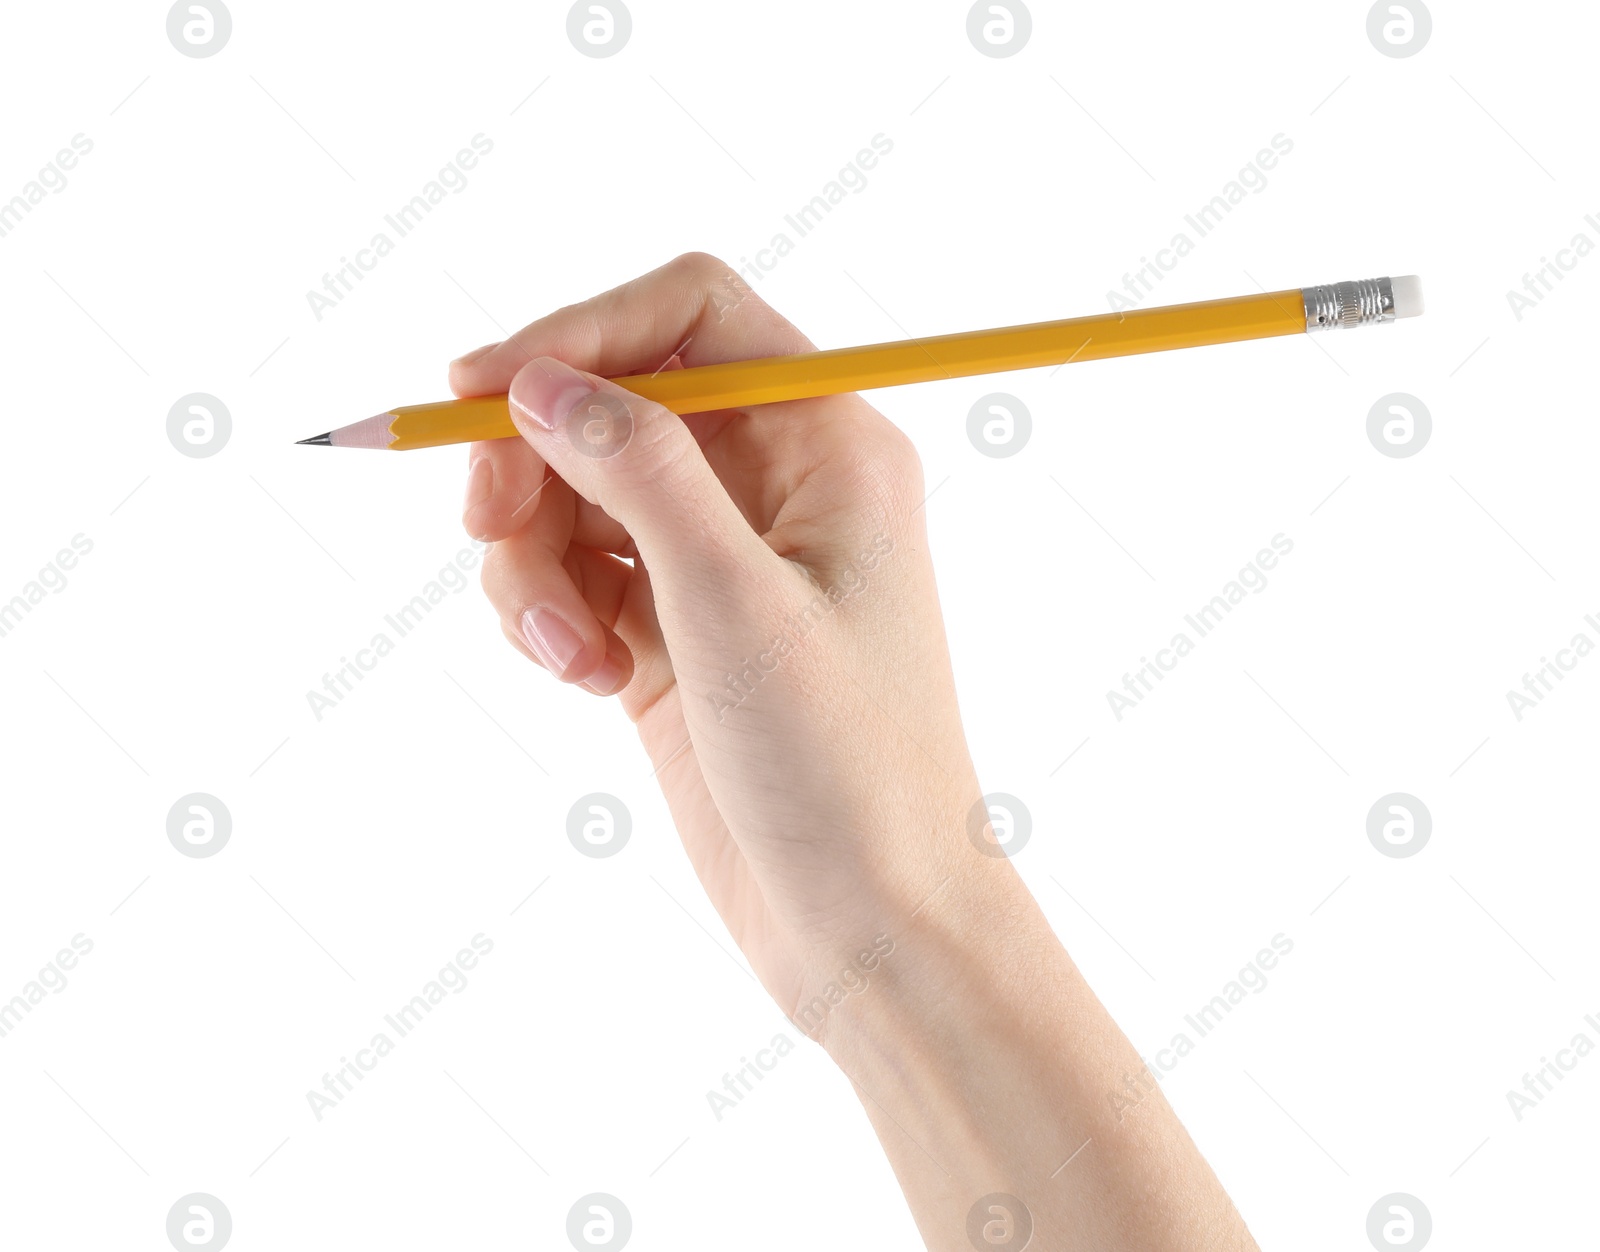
{"left": 296, "top": 432, "right": 334, "bottom": 446}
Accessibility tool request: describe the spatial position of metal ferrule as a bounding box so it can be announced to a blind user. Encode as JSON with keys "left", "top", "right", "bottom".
{"left": 1301, "top": 277, "right": 1395, "bottom": 331}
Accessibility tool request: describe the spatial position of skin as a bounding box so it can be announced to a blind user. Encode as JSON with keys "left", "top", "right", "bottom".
{"left": 452, "top": 253, "right": 1259, "bottom": 1252}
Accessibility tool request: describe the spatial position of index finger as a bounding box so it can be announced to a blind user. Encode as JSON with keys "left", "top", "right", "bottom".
{"left": 448, "top": 251, "right": 815, "bottom": 401}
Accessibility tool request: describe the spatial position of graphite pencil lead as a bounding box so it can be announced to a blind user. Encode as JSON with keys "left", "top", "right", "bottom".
{"left": 296, "top": 432, "right": 335, "bottom": 446}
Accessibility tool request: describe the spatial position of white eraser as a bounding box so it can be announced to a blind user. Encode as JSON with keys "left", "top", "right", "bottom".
{"left": 1391, "top": 274, "right": 1424, "bottom": 319}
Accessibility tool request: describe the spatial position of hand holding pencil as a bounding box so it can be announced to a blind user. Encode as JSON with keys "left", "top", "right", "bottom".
{"left": 303, "top": 270, "right": 1421, "bottom": 450}
{"left": 441, "top": 251, "right": 1273, "bottom": 1251}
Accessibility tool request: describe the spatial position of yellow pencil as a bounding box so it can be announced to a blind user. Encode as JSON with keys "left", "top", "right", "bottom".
{"left": 299, "top": 275, "right": 1422, "bottom": 451}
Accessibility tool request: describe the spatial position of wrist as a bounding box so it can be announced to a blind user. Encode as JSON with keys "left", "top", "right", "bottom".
{"left": 806, "top": 852, "right": 1058, "bottom": 1063}
{"left": 788, "top": 810, "right": 1262, "bottom": 1252}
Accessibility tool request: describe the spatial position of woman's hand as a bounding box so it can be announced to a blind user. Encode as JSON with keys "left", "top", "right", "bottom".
{"left": 450, "top": 252, "right": 983, "bottom": 1028}
{"left": 451, "top": 253, "right": 1258, "bottom": 1252}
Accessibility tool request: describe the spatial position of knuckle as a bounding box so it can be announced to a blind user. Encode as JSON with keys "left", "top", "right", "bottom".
{"left": 611, "top": 397, "right": 683, "bottom": 476}
{"left": 570, "top": 389, "right": 684, "bottom": 490}
{"left": 871, "top": 421, "right": 925, "bottom": 497}
{"left": 661, "top": 252, "right": 781, "bottom": 336}
{"left": 669, "top": 250, "right": 734, "bottom": 283}
{"left": 669, "top": 252, "right": 757, "bottom": 318}
{"left": 847, "top": 423, "right": 925, "bottom": 527}
{"left": 598, "top": 398, "right": 734, "bottom": 543}
{"left": 876, "top": 420, "right": 923, "bottom": 476}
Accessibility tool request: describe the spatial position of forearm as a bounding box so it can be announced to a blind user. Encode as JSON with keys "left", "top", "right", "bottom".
{"left": 819, "top": 859, "right": 1259, "bottom": 1252}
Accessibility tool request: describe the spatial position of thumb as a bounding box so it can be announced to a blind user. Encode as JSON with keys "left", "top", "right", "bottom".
{"left": 507, "top": 356, "right": 779, "bottom": 603}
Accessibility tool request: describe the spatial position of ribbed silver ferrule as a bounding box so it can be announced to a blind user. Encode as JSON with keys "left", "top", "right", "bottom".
{"left": 1301, "top": 276, "right": 1395, "bottom": 331}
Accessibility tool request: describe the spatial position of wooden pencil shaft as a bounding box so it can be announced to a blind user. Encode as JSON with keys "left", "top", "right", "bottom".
{"left": 387, "top": 289, "right": 1306, "bottom": 450}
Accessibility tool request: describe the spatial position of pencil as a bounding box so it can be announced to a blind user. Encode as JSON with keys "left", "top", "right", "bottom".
{"left": 299, "top": 275, "right": 1423, "bottom": 451}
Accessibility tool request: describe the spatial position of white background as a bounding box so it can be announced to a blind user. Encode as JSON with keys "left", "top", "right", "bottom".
{"left": 1, "top": 1, "right": 1595, "bottom": 1248}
